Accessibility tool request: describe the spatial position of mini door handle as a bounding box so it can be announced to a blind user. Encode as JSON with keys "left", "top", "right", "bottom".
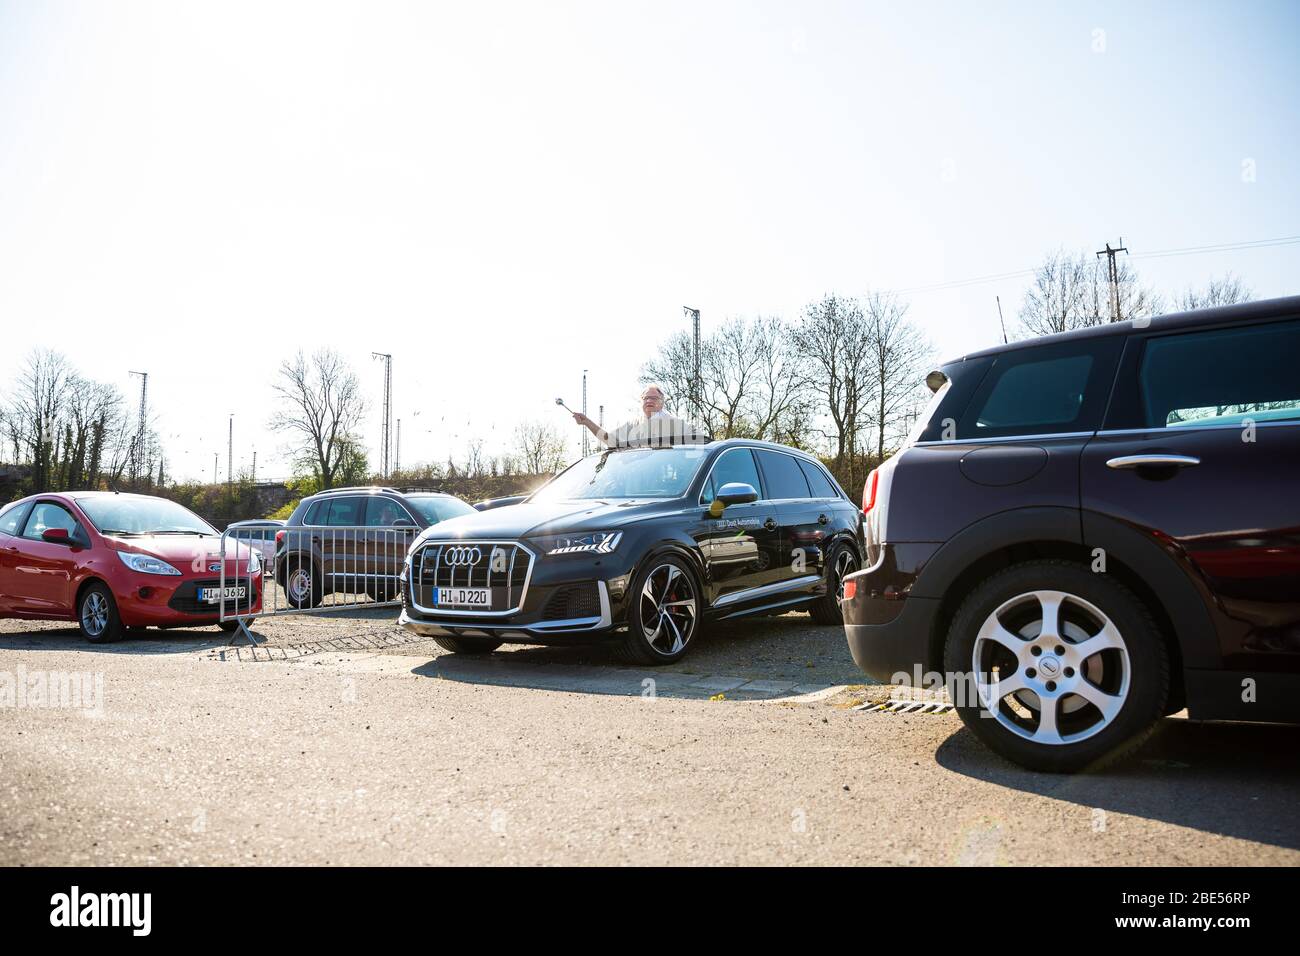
{"left": 818, "top": 514, "right": 830, "bottom": 525}
{"left": 764, "top": 518, "right": 776, "bottom": 530}
{"left": 1106, "top": 454, "right": 1201, "bottom": 470}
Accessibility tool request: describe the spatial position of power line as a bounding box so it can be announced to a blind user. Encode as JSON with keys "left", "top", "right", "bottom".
{"left": 1130, "top": 235, "right": 1300, "bottom": 260}
{"left": 891, "top": 233, "right": 1300, "bottom": 296}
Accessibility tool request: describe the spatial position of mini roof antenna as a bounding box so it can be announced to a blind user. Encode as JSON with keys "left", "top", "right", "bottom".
{"left": 997, "top": 295, "right": 1008, "bottom": 345}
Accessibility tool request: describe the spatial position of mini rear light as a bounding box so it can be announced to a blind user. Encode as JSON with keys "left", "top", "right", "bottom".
{"left": 842, "top": 578, "right": 857, "bottom": 602}
{"left": 862, "top": 468, "right": 880, "bottom": 514}
{"left": 275, "top": 530, "right": 285, "bottom": 547}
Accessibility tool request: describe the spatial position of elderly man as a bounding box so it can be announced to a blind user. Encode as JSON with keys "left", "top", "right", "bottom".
{"left": 573, "top": 384, "right": 706, "bottom": 448}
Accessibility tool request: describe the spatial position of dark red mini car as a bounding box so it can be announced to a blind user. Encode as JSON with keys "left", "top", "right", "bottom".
{"left": 0, "top": 491, "right": 262, "bottom": 642}
{"left": 842, "top": 296, "right": 1300, "bottom": 772}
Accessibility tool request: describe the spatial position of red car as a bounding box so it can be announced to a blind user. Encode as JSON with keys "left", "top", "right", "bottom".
{"left": 0, "top": 491, "right": 262, "bottom": 643}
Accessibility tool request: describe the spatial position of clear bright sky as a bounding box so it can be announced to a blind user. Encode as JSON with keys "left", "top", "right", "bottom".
{"left": 2, "top": 0, "right": 1297, "bottom": 482}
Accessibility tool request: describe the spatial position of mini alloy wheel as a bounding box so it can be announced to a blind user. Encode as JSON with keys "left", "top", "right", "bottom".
{"left": 973, "top": 589, "right": 1130, "bottom": 745}
{"left": 945, "top": 560, "right": 1168, "bottom": 773}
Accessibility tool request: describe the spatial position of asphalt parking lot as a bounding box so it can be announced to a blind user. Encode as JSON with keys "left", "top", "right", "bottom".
{"left": 2, "top": 607, "right": 1298, "bottom": 865}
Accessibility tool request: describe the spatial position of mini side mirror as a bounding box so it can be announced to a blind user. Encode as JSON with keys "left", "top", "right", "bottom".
{"left": 41, "top": 527, "right": 71, "bottom": 544}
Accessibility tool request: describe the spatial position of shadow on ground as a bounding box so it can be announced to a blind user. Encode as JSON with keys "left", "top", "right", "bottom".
{"left": 0, "top": 624, "right": 228, "bottom": 655}
{"left": 935, "top": 717, "right": 1300, "bottom": 851}
{"left": 409, "top": 652, "right": 840, "bottom": 700}
{"left": 405, "top": 613, "right": 866, "bottom": 699}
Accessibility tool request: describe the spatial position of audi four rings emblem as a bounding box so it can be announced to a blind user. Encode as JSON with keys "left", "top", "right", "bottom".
{"left": 445, "top": 546, "right": 483, "bottom": 567}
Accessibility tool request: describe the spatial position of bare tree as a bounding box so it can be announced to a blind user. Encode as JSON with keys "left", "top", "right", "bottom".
{"left": 791, "top": 295, "right": 871, "bottom": 485}
{"left": 643, "top": 315, "right": 815, "bottom": 443}
{"left": 699, "top": 318, "right": 765, "bottom": 438}
{"left": 1018, "top": 250, "right": 1091, "bottom": 336}
{"left": 513, "top": 420, "right": 569, "bottom": 474}
{"left": 10, "top": 349, "right": 73, "bottom": 490}
{"left": 747, "top": 315, "right": 813, "bottom": 445}
{"left": 1020, "top": 250, "right": 1162, "bottom": 336}
{"left": 464, "top": 438, "right": 487, "bottom": 478}
{"left": 3, "top": 350, "right": 136, "bottom": 493}
{"left": 270, "top": 349, "right": 367, "bottom": 490}
{"left": 862, "top": 292, "right": 933, "bottom": 461}
{"left": 1178, "top": 273, "right": 1253, "bottom": 310}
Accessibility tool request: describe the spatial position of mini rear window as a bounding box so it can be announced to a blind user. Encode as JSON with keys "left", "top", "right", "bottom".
{"left": 955, "top": 338, "right": 1121, "bottom": 439}
{"left": 976, "top": 355, "right": 1093, "bottom": 430}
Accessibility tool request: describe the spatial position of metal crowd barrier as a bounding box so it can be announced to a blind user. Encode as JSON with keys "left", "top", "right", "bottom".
{"left": 218, "top": 524, "right": 419, "bottom": 643}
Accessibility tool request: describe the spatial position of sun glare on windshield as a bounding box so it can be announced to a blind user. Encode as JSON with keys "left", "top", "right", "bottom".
{"left": 531, "top": 447, "right": 708, "bottom": 501}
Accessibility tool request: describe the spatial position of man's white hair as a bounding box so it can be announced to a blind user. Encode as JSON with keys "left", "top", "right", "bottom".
{"left": 640, "top": 382, "right": 668, "bottom": 402}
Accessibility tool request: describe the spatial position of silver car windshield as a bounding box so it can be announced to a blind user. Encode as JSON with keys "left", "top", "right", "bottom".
{"left": 531, "top": 447, "right": 709, "bottom": 501}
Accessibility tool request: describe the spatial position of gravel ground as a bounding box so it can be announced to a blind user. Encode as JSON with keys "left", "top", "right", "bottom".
{"left": 2, "top": 607, "right": 1298, "bottom": 866}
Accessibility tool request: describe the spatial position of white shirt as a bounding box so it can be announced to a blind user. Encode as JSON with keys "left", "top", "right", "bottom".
{"left": 605, "top": 412, "right": 709, "bottom": 448}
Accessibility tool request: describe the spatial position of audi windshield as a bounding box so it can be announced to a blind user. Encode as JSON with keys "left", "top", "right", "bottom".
{"left": 76, "top": 496, "right": 216, "bottom": 536}
{"left": 531, "top": 447, "right": 708, "bottom": 501}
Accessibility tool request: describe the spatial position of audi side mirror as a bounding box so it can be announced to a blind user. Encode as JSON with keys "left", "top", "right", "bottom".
{"left": 41, "top": 527, "right": 71, "bottom": 544}
{"left": 393, "top": 518, "right": 415, "bottom": 528}
{"left": 715, "top": 482, "right": 758, "bottom": 507}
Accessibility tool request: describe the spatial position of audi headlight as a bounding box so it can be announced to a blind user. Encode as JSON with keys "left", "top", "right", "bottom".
{"left": 539, "top": 531, "right": 623, "bottom": 555}
{"left": 117, "top": 551, "right": 182, "bottom": 576}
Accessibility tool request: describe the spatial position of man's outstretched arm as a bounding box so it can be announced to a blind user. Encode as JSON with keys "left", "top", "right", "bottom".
{"left": 572, "top": 412, "right": 611, "bottom": 445}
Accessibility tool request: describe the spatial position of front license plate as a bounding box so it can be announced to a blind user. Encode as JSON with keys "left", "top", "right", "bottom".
{"left": 197, "top": 586, "right": 247, "bottom": 604}
{"left": 434, "top": 587, "right": 490, "bottom": 608}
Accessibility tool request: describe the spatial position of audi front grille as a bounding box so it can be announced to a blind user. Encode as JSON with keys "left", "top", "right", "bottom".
{"left": 411, "top": 540, "right": 534, "bottom": 615}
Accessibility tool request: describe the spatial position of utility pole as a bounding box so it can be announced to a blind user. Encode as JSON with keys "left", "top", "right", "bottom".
{"left": 226, "top": 413, "right": 234, "bottom": 512}
{"left": 212, "top": 452, "right": 218, "bottom": 485}
{"left": 1096, "top": 238, "right": 1129, "bottom": 323}
{"left": 372, "top": 352, "right": 392, "bottom": 476}
{"left": 581, "top": 370, "right": 589, "bottom": 456}
{"left": 683, "top": 307, "right": 700, "bottom": 422}
{"left": 251, "top": 449, "right": 257, "bottom": 486}
{"left": 395, "top": 419, "right": 401, "bottom": 476}
{"left": 128, "top": 371, "right": 147, "bottom": 485}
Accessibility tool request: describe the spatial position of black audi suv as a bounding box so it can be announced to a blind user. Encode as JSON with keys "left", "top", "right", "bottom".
{"left": 399, "top": 439, "right": 863, "bottom": 663}
{"left": 842, "top": 295, "right": 1300, "bottom": 772}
